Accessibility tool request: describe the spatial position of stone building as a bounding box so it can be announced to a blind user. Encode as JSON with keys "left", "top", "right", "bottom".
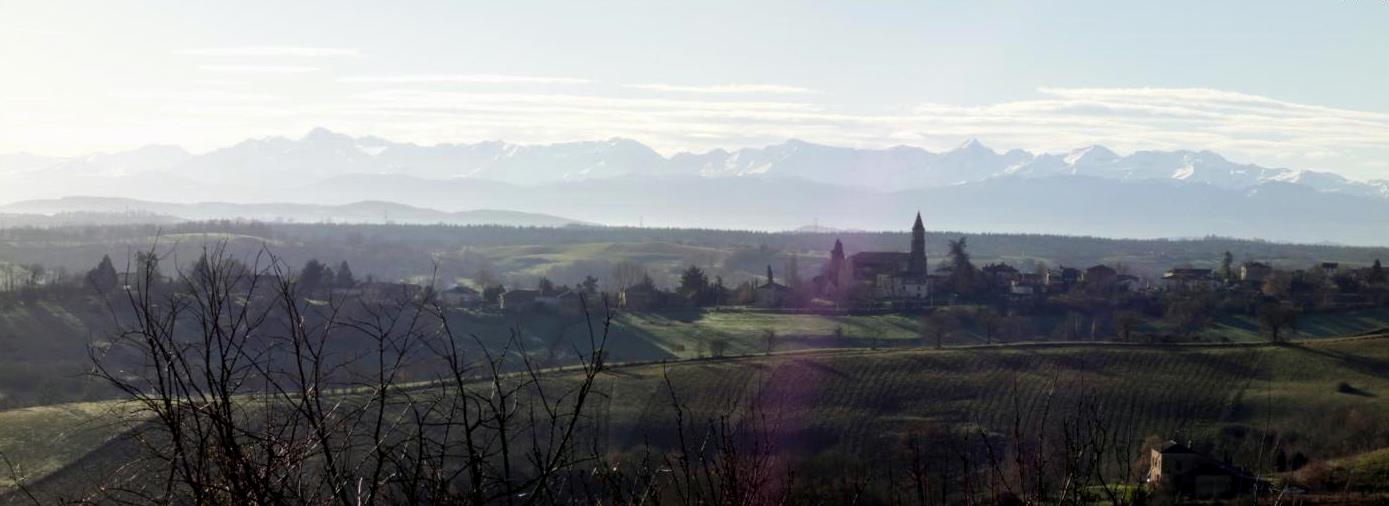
{"left": 1147, "top": 441, "right": 1265, "bottom": 498}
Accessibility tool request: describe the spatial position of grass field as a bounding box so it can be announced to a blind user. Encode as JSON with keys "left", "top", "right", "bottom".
{"left": 1206, "top": 307, "right": 1389, "bottom": 342}
{"left": 0, "top": 401, "right": 137, "bottom": 489}
{"left": 615, "top": 309, "right": 924, "bottom": 357}
{"left": 594, "top": 336, "right": 1389, "bottom": 461}
{"left": 610, "top": 306, "right": 1389, "bottom": 359}
{"left": 7, "top": 334, "right": 1389, "bottom": 498}
{"left": 459, "top": 241, "right": 741, "bottom": 286}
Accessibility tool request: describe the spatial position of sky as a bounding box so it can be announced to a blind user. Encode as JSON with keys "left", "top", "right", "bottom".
{"left": 2, "top": 0, "right": 1387, "bottom": 179}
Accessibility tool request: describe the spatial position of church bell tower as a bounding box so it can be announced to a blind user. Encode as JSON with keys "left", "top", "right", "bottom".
{"left": 909, "top": 212, "right": 927, "bottom": 276}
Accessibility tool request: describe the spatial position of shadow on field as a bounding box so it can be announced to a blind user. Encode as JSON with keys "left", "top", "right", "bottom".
{"left": 1286, "top": 342, "right": 1389, "bottom": 378}
{"left": 786, "top": 356, "right": 852, "bottom": 380}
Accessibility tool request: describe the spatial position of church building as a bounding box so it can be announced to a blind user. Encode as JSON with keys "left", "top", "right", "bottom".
{"left": 815, "top": 213, "right": 932, "bottom": 302}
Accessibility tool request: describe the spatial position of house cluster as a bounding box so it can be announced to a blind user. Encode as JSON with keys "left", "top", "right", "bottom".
{"left": 283, "top": 221, "right": 1385, "bottom": 318}
{"left": 978, "top": 262, "right": 1144, "bottom": 299}
{"left": 327, "top": 281, "right": 594, "bottom": 315}
{"left": 497, "top": 286, "right": 589, "bottom": 315}
{"left": 608, "top": 212, "right": 1381, "bottom": 313}
{"left": 1160, "top": 259, "right": 1387, "bottom": 309}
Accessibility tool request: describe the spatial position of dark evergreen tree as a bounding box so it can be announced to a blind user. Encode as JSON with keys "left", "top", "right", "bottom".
{"left": 947, "top": 237, "right": 978, "bottom": 296}
{"left": 786, "top": 254, "right": 801, "bottom": 291}
{"left": 335, "top": 261, "right": 356, "bottom": 288}
{"left": 712, "top": 276, "right": 728, "bottom": 306}
{"left": 299, "top": 259, "right": 326, "bottom": 294}
{"left": 1371, "top": 259, "right": 1385, "bottom": 283}
{"left": 680, "top": 266, "right": 711, "bottom": 294}
{"left": 85, "top": 255, "right": 119, "bottom": 293}
{"left": 678, "top": 265, "right": 710, "bottom": 304}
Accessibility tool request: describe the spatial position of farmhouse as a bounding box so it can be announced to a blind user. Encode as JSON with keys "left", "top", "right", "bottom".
{"left": 1083, "top": 264, "right": 1117, "bottom": 285}
{"left": 343, "top": 281, "right": 425, "bottom": 303}
{"left": 753, "top": 269, "right": 791, "bottom": 308}
{"left": 981, "top": 263, "right": 1020, "bottom": 290}
{"left": 1147, "top": 440, "right": 1265, "bottom": 498}
{"left": 1045, "top": 267, "right": 1081, "bottom": 291}
{"left": 441, "top": 284, "right": 481, "bottom": 307}
{"left": 538, "top": 289, "right": 586, "bottom": 315}
{"left": 1163, "top": 268, "right": 1218, "bottom": 291}
{"left": 1240, "top": 262, "right": 1273, "bottom": 283}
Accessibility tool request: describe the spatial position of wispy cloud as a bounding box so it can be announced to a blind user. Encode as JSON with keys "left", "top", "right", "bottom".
{"left": 199, "top": 65, "right": 321, "bottom": 74}
{"left": 191, "top": 79, "right": 248, "bottom": 87}
{"left": 623, "top": 83, "right": 819, "bottom": 94}
{"left": 338, "top": 74, "right": 591, "bottom": 85}
{"left": 112, "top": 90, "right": 287, "bottom": 102}
{"left": 20, "top": 81, "right": 1387, "bottom": 180}
{"left": 886, "top": 87, "right": 1389, "bottom": 176}
{"left": 15, "top": 27, "right": 72, "bottom": 37}
{"left": 348, "top": 89, "right": 820, "bottom": 112}
{"left": 179, "top": 47, "right": 361, "bottom": 57}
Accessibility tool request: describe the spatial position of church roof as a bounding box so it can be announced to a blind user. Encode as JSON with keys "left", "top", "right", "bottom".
{"left": 758, "top": 280, "right": 789, "bottom": 291}
{"left": 850, "top": 251, "right": 909, "bottom": 263}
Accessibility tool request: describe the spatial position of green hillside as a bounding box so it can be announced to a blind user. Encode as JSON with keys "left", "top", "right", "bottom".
{"left": 594, "top": 336, "right": 1389, "bottom": 460}
{"left": 0, "top": 402, "right": 137, "bottom": 490}
{"left": 6, "top": 335, "right": 1389, "bottom": 500}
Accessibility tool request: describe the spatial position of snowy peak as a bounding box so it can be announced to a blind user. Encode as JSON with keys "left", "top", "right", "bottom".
{"left": 1063, "top": 145, "right": 1118, "bottom": 166}
{"left": 3, "top": 130, "right": 1382, "bottom": 199}
{"left": 956, "top": 138, "right": 987, "bottom": 151}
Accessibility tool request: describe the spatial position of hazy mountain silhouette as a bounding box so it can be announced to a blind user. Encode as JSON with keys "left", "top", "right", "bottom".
{"left": 3, "top": 129, "right": 1386, "bottom": 244}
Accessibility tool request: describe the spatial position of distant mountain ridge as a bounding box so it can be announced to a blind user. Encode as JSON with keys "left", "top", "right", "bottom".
{"left": 3, "top": 130, "right": 1387, "bottom": 245}
{"left": 0, "top": 197, "right": 586, "bottom": 227}
{"left": 4, "top": 128, "right": 1385, "bottom": 198}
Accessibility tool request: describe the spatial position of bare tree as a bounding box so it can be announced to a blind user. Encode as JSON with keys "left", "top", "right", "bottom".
{"left": 89, "top": 243, "right": 613, "bottom": 505}
{"left": 921, "top": 311, "right": 958, "bottom": 348}
{"left": 1257, "top": 302, "right": 1298, "bottom": 343}
{"left": 611, "top": 260, "right": 647, "bottom": 292}
{"left": 1114, "top": 310, "right": 1143, "bottom": 342}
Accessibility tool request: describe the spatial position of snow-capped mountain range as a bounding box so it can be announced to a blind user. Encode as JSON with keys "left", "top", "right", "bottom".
{"left": 3, "top": 128, "right": 1385, "bottom": 199}
{"left": 3, "top": 129, "right": 1387, "bottom": 245}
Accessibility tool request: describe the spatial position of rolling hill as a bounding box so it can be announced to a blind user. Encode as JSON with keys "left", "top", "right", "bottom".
{"left": 6, "top": 334, "right": 1389, "bottom": 502}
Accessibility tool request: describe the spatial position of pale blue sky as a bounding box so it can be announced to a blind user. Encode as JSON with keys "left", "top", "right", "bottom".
{"left": 2, "top": 0, "right": 1386, "bottom": 178}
